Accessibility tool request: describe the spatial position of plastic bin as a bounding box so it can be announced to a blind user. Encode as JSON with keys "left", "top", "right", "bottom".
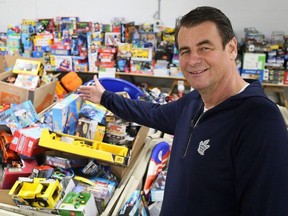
{"left": 98, "top": 77, "right": 144, "bottom": 100}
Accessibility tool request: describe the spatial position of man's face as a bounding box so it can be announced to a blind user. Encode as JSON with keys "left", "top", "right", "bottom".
{"left": 177, "top": 21, "right": 237, "bottom": 93}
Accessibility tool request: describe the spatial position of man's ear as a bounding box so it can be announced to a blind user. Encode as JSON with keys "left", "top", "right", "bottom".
{"left": 227, "top": 37, "right": 238, "bottom": 60}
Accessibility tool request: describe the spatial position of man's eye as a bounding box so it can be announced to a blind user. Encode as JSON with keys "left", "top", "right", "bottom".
{"left": 180, "top": 50, "right": 190, "bottom": 55}
{"left": 200, "top": 47, "right": 211, "bottom": 51}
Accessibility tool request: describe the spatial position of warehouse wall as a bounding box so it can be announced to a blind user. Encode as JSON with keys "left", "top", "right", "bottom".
{"left": 0, "top": 0, "right": 287, "bottom": 41}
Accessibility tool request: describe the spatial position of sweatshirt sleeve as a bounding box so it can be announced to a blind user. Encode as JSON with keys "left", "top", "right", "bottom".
{"left": 100, "top": 90, "right": 183, "bottom": 134}
{"left": 233, "top": 98, "right": 288, "bottom": 215}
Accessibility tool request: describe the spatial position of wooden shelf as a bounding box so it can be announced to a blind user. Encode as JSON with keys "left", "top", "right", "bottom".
{"left": 115, "top": 72, "right": 185, "bottom": 80}
{"left": 262, "top": 83, "right": 288, "bottom": 88}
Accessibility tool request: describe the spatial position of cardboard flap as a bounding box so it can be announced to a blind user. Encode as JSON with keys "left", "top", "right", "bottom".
{"left": 0, "top": 56, "right": 4, "bottom": 73}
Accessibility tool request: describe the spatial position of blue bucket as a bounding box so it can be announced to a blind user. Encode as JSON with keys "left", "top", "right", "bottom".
{"left": 97, "top": 77, "right": 143, "bottom": 100}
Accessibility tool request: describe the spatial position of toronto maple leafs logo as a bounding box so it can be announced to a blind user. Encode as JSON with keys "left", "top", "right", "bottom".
{"left": 197, "top": 139, "right": 210, "bottom": 155}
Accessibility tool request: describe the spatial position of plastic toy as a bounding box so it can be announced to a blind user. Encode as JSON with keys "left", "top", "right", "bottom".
{"left": 0, "top": 130, "right": 19, "bottom": 163}
{"left": 38, "top": 129, "right": 130, "bottom": 166}
{"left": 9, "top": 178, "right": 62, "bottom": 209}
{"left": 60, "top": 71, "right": 83, "bottom": 92}
{"left": 98, "top": 77, "right": 144, "bottom": 100}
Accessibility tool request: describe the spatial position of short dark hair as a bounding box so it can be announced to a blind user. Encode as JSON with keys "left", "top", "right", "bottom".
{"left": 174, "top": 6, "right": 235, "bottom": 49}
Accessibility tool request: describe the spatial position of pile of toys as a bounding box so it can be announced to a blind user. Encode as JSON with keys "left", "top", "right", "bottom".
{"left": 2, "top": 57, "right": 55, "bottom": 90}
{"left": 0, "top": 17, "right": 180, "bottom": 76}
{"left": 0, "top": 86, "right": 148, "bottom": 215}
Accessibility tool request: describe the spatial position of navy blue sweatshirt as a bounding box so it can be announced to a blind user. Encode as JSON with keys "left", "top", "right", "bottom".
{"left": 101, "top": 81, "right": 288, "bottom": 216}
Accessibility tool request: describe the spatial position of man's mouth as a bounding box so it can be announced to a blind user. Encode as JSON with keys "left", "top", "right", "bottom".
{"left": 188, "top": 68, "right": 208, "bottom": 74}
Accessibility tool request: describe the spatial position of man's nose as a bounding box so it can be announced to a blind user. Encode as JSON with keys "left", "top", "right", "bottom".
{"left": 188, "top": 53, "right": 202, "bottom": 66}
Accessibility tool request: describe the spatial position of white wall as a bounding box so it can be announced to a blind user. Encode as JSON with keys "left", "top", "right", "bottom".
{"left": 0, "top": 0, "right": 288, "bottom": 41}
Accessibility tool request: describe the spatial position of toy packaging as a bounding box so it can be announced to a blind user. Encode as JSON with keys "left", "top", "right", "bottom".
{"left": 38, "top": 129, "right": 130, "bottom": 166}
{"left": 12, "top": 100, "right": 39, "bottom": 128}
{"left": 51, "top": 55, "right": 73, "bottom": 72}
{"left": 58, "top": 190, "right": 98, "bottom": 216}
{"left": 241, "top": 52, "right": 266, "bottom": 82}
{"left": 0, "top": 159, "right": 38, "bottom": 189}
{"left": 79, "top": 101, "right": 107, "bottom": 125}
{"left": 72, "top": 57, "right": 89, "bottom": 72}
{"left": 52, "top": 93, "right": 82, "bottom": 135}
{"left": 75, "top": 117, "right": 99, "bottom": 140}
{"left": 45, "top": 151, "right": 88, "bottom": 169}
{"left": 118, "top": 190, "right": 150, "bottom": 216}
{"left": 14, "top": 74, "right": 40, "bottom": 90}
{"left": 76, "top": 21, "right": 92, "bottom": 33}
{"left": 105, "top": 32, "right": 121, "bottom": 46}
{"left": 0, "top": 100, "right": 39, "bottom": 128}
{"left": 85, "top": 177, "right": 117, "bottom": 214}
{"left": 0, "top": 107, "right": 18, "bottom": 124}
{"left": 12, "top": 58, "right": 44, "bottom": 76}
{"left": 150, "top": 170, "right": 167, "bottom": 202}
{"left": 104, "top": 112, "right": 128, "bottom": 145}
{"left": 11, "top": 126, "right": 47, "bottom": 157}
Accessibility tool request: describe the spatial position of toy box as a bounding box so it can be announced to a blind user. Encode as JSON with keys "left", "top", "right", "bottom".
{"left": 50, "top": 55, "right": 73, "bottom": 72}
{"left": 11, "top": 127, "right": 47, "bottom": 157}
{"left": 12, "top": 100, "right": 39, "bottom": 127}
{"left": 75, "top": 117, "right": 102, "bottom": 140}
{"left": 58, "top": 191, "right": 97, "bottom": 216}
{"left": 150, "top": 170, "right": 167, "bottom": 202}
{"left": 0, "top": 55, "right": 57, "bottom": 113}
{"left": 14, "top": 74, "right": 40, "bottom": 90}
{"left": 86, "top": 177, "right": 117, "bottom": 214}
{"left": 0, "top": 100, "right": 39, "bottom": 127}
{"left": 241, "top": 52, "right": 266, "bottom": 82}
{"left": 12, "top": 58, "right": 44, "bottom": 76}
{"left": 0, "top": 159, "right": 38, "bottom": 189}
{"left": 57, "top": 179, "right": 98, "bottom": 216}
{"left": 0, "top": 106, "right": 18, "bottom": 124}
{"left": 44, "top": 151, "right": 88, "bottom": 169}
{"left": 52, "top": 93, "right": 82, "bottom": 135}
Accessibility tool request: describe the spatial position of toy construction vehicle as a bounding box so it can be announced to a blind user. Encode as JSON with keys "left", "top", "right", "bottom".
{"left": 9, "top": 177, "right": 62, "bottom": 209}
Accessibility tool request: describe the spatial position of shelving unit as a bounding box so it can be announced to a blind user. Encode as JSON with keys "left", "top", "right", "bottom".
{"left": 262, "top": 83, "right": 288, "bottom": 108}
{"left": 55, "top": 71, "right": 190, "bottom": 94}
{"left": 54, "top": 71, "right": 288, "bottom": 108}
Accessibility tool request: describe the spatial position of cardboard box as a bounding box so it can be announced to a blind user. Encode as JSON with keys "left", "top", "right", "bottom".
{"left": 12, "top": 58, "right": 44, "bottom": 76}
{"left": 57, "top": 179, "right": 98, "bottom": 216}
{"left": 0, "top": 190, "right": 16, "bottom": 206}
{"left": 0, "top": 55, "right": 57, "bottom": 113}
{"left": 12, "top": 127, "right": 46, "bottom": 157}
{"left": 109, "top": 126, "right": 149, "bottom": 179}
{"left": 0, "top": 159, "right": 38, "bottom": 189}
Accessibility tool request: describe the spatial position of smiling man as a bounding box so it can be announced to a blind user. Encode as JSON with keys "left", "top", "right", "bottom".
{"left": 78, "top": 6, "right": 288, "bottom": 216}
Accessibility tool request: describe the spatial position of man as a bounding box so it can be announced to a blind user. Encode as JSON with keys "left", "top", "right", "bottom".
{"left": 78, "top": 6, "right": 288, "bottom": 215}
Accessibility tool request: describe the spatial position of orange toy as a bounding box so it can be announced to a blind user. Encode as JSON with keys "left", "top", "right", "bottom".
{"left": 61, "top": 71, "right": 82, "bottom": 92}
